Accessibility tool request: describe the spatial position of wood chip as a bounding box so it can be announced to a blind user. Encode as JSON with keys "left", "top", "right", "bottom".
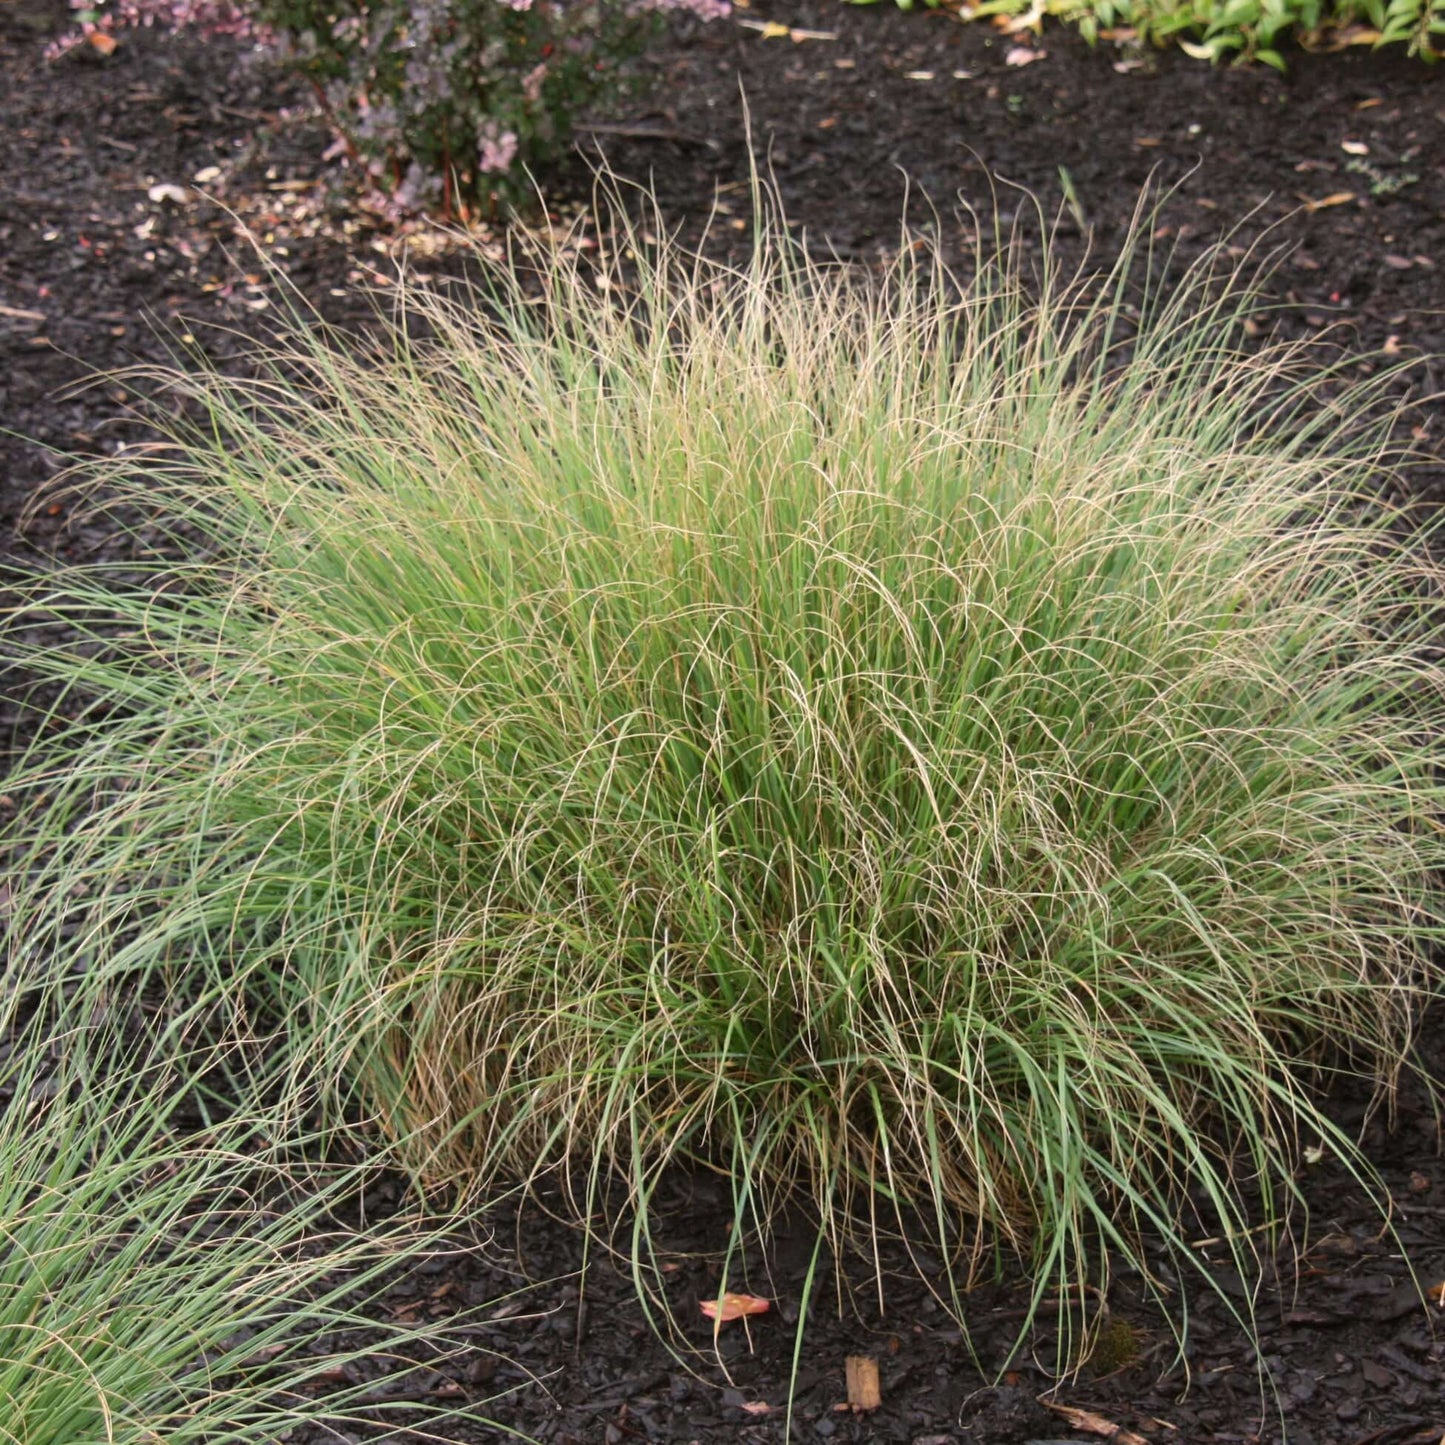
{"left": 1360, "top": 1358, "right": 1395, "bottom": 1388}
{"left": 845, "top": 1356, "right": 881, "bottom": 1411}
{"left": 1045, "top": 1400, "right": 1150, "bottom": 1445}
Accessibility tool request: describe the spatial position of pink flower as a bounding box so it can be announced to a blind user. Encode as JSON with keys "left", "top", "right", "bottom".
{"left": 522, "top": 60, "right": 548, "bottom": 102}
{"left": 478, "top": 124, "right": 519, "bottom": 174}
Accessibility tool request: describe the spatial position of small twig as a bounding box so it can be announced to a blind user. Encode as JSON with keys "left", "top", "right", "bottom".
{"left": 306, "top": 74, "right": 363, "bottom": 169}
{"left": 579, "top": 123, "right": 718, "bottom": 151}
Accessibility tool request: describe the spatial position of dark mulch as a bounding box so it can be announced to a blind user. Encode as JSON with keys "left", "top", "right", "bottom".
{"left": 2, "top": 2, "right": 1444, "bottom": 1440}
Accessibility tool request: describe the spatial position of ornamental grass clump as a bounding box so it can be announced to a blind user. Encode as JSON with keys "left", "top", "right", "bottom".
{"left": 5, "top": 191, "right": 1443, "bottom": 1348}
{"left": 0, "top": 967, "right": 518, "bottom": 1442}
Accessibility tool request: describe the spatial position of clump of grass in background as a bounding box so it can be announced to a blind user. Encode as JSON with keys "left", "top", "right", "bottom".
{"left": 4, "top": 184, "right": 1442, "bottom": 1371}
{"left": 0, "top": 980, "right": 525, "bottom": 1442}
{"left": 856, "top": 0, "right": 1444, "bottom": 69}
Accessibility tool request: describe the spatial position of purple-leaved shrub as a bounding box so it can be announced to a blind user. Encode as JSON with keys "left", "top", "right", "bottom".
{"left": 264, "top": 0, "right": 731, "bottom": 214}
{"left": 50, "top": 0, "right": 730, "bottom": 215}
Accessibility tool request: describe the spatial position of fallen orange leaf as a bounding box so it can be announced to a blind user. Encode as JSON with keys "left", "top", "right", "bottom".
{"left": 699, "top": 1291, "right": 771, "bottom": 1323}
{"left": 1298, "top": 190, "right": 1358, "bottom": 212}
